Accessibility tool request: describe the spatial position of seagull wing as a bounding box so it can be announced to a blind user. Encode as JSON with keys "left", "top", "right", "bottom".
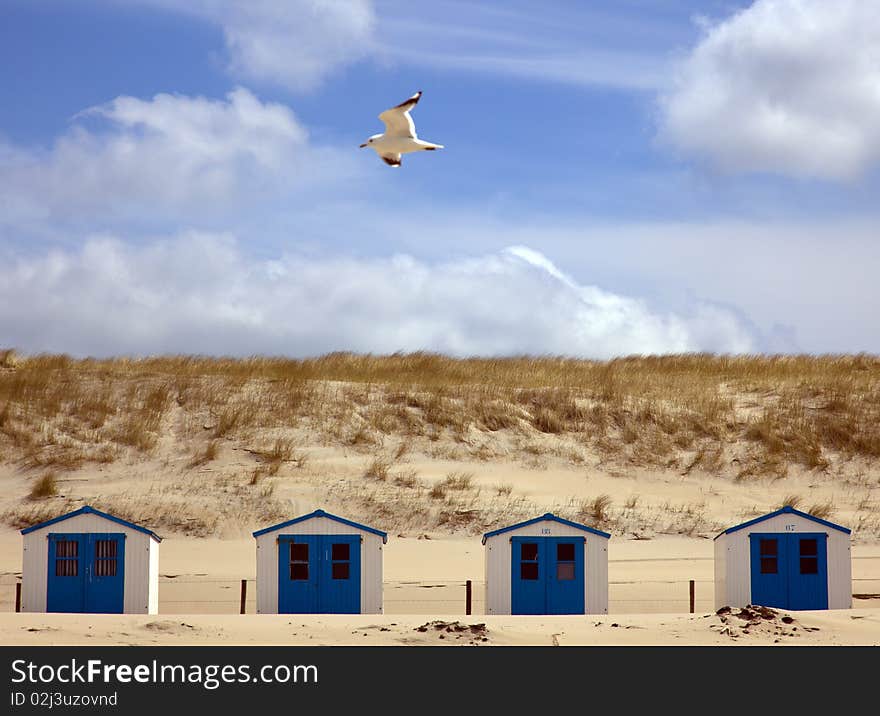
{"left": 378, "top": 91, "right": 421, "bottom": 138}
{"left": 380, "top": 153, "right": 402, "bottom": 167}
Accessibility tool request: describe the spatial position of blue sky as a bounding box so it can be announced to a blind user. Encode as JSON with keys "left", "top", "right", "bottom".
{"left": 1, "top": 0, "right": 879, "bottom": 357}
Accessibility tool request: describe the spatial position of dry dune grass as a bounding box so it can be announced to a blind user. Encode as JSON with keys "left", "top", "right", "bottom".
{"left": 1, "top": 350, "right": 879, "bottom": 537}
{"left": 2, "top": 350, "right": 878, "bottom": 468}
{"left": 330, "top": 452, "right": 719, "bottom": 538}
{"left": 2, "top": 472, "right": 288, "bottom": 537}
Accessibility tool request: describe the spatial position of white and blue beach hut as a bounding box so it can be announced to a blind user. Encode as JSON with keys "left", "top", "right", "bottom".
{"left": 20, "top": 505, "right": 161, "bottom": 614}
{"left": 253, "top": 509, "right": 387, "bottom": 614}
{"left": 714, "top": 506, "right": 852, "bottom": 611}
{"left": 483, "top": 513, "right": 610, "bottom": 615}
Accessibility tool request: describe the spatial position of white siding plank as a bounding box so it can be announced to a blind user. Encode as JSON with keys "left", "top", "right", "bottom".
{"left": 148, "top": 540, "right": 160, "bottom": 615}
{"left": 827, "top": 531, "right": 852, "bottom": 609}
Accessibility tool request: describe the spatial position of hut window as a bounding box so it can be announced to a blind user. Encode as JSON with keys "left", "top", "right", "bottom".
{"left": 556, "top": 543, "right": 575, "bottom": 580}
{"left": 521, "top": 563, "right": 539, "bottom": 580}
{"left": 556, "top": 563, "right": 575, "bottom": 580}
{"left": 291, "top": 543, "right": 308, "bottom": 562}
{"left": 759, "top": 539, "right": 777, "bottom": 574}
{"left": 799, "top": 539, "right": 819, "bottom": 574}
{"left": 520, "top": 542, "right": 539, "bottom": 580}
{"left": 54, "top": 539, "right": 78, "bottom": 577}
{"left": 331, "top": 542, "right": 351, "bottom": 580}
{"left": 557, "top": 544, "right": 575, "bottom": 562}
{"left": 290, "top": 543, "right": 309, "bottom": 580}
{"left": 94, "top": 539, "right": 118, "bottom": 577}
{"left": 332, "top": 543, "right": 350, "bottom": 561}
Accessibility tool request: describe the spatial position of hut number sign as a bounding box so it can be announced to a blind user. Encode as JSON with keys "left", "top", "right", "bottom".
{"left": 541, "top": 528, "right": 551, "bottom": 534}
{"left": 785, "top": 524, "right": 797, "bottom": 531}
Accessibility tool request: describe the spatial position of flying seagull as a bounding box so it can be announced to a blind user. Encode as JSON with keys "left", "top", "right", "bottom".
{"left": 360, "top": 91, "right": 444, "bottom": 167}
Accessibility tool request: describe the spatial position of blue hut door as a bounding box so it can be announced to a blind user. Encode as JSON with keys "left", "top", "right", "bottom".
{"left": 278, "top": 535, "right": 361, "bottom": 613}
{"left": 547, "top": 539, "right": 585, "bottom": 614}
{"left": 749, "top": 533, "right": 828, "bottom": 610}
{"left": 319, "top": 536, "right": 361, "bottom": 614}
{"left": 47, "top": 534, "right": 84, "bottom": 612}
{"left": 278, "top": 535, "right": 320, "bottom": 613}
{"left": 511, "top": 538, "right": 544, "bottom": 614}
{"left": 749, "top": 535, "right": 787, "bottom": 609}
{"left": 788, "top": 534, "right": 828, "bottom": 610}
{"left": 511, "top": 537, "right": 585, "bottom": 614}
{"left": 47, "top": 533, "right": 125, "bottom": 613}
{"left": 87, "top": 535, "right": 126, "bottom": 613}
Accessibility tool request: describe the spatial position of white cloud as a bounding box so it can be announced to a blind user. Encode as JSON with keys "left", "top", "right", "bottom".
{"left": 658, "top": 0, "right": 880, "bottom": 180}
{"left": 127, "top": 0, "right": 668, "bottom": 91}
{"left": 130, "top": 0, "right": 376, "bottom": 90}
{"left": 0, "top": 88, "right": 353, "bottom": 228}
{"left": 0, "top": 235, "right": 758, "bottom": 359}
{"left": 515, "top": 219, "right": 880, "bottom": 355}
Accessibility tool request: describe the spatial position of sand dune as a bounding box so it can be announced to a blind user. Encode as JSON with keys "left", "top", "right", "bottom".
{"left": 1, "top": 356, "right": 879, "bottom": 645}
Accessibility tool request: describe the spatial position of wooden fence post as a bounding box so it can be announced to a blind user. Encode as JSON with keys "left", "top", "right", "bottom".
{"left": 466, "top": 580, "right": 472, "bottom": 616}
{"left": 15, "top": 582, "right": 22, "bottom": 613}
{"left": 240, "top": 579, "right": 247, "bottom": 614}
{"left": 689, "top": 579, "right": 695, "bottom": 614}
